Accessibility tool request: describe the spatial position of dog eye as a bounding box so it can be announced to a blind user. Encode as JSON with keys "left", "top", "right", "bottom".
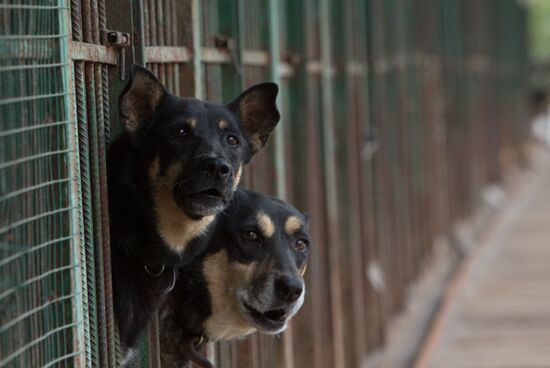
{"left": 174, "top": 126, "right": 191, "bottom": 138}
{"left": 226, "top": 135, "right": 240, "bottom": 147}
{"left": 295, "top": 239, "right": 308, "bottom": 252}
{"left": 242, "top": 231, "right": 258, "bottom": 241}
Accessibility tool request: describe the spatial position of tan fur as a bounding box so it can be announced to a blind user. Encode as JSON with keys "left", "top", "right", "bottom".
{"left": 149, "top": 155, "right": 214, "bottom": 252}
{"left": 284, "top": 215, "right": 302, "bottom": 236}
{"left": 232, "top": 165, "right": 242, "bottom": 192}
{"left": 148, "top": 156, "right": 161, "bottom": 180}
{"left": 188, "top": 118, "right": 197, "bottom": 128}
{"left": 300, "top": 263, "right": 308, "bottom": 276}
{"left": 203, "top": 250, "right": 257, "bottom": 340}
{"left": 257, "top": 211, "right": 275, "bottom": 238}
{"left": 218, "top": 119, "right": 228, "bottom": 130}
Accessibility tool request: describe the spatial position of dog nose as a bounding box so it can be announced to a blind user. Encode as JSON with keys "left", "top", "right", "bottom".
{"left": 275, "top": 275, "right": 303, "bottom": 303}
{"left": 204, "top": 157, "right": 231, "bottom": 180}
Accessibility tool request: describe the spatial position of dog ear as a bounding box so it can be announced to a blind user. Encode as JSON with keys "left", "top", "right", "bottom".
{"left": 228, "top": 83, "right": 280, "bottom": 160}
{"left": 119, "top": 65, "right": 166, "bottom": 133}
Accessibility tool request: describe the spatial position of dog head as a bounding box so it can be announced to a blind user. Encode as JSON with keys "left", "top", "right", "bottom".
{"left": 204, "top": 191, "right": 310, "bottom": 338}
{"left": 160, "top": 190, "right": 310, "bottom": 367}
{"left": 177, "top": 190, "right": 309, "bottom": 336}
{"left": 119, "top": 65, "right": 279, "bottom": 251}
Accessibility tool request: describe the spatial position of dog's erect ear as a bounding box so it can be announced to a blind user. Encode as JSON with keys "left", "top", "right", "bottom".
{"left": 119, "top": 65, "right": 166, "bottom": 132}
{"left": 228, "top": 83, "right": 280, "bottom": 159}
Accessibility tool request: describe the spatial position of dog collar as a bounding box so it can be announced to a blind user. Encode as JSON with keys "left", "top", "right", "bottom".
{"left": 143, "top": 264, "right": 177, "bottom": 295}
{"left": 144, "top": 263, "right": 165, "bottom": 277}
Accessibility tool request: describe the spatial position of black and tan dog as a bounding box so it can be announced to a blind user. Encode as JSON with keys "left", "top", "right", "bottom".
{"left": 159, "top": 190, "right": 310, "bottom": 368}
{"left": 107, "top": 65, "right": 280, "bottom": 350}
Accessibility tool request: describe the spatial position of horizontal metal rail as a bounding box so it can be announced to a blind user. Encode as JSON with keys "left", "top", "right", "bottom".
{"left": 0, "top": 321, "right": 81, "bottom": 367}
{"left": 0, "top": 63, "right": 69, "bottom": 72}
{"left": 0, "top": 149, "right": 74, "bottom": 171}
{"left": 0, "top": 293, "right": 78, "bottom": 333}
{"left": 0, "top": 234, "right": 76, "bottom": 268}
{"left": 0, "top": 120, "right": 71, "bottom": 139}
{"left": 41, "top": 351, "right": 83, "bottom": 368}
{"left": 0, "top": 206, "right": 77, "bottom": 235}
{"left": 0, "top": 178, "right": 73, "bottom": 202}
{"left": 0, "top": 263, "right": 77, "bottom": 301}
{"left": 0, "top": 92, "right": 69, "bottom": 106}
{"left": 0, "top": 5, "right": 69, "bottom": 10}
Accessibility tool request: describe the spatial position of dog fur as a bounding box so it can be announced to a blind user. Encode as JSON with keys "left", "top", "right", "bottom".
{"left": 108, "top": 65, "right": 279, "bottom": 349}
{"left": 159, "top": 190, "right": 310, "bottom": 368}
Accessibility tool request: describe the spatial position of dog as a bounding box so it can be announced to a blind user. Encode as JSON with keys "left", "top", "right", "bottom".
{"left": 158, "top": 189, "right": 310, "bottom": 368}
{"left": 107, "top": 65, "right": 280, "bottom": 350}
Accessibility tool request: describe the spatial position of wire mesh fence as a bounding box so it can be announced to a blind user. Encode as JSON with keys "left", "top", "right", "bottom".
{"left": 0, "top": 0, "right": 529, "bottom": 367}
{"left": 0, "top": 1, "right": 81, "bottom": 367}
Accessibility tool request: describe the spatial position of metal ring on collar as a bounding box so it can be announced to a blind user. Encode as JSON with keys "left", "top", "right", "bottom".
{"left": 144, "top": 263, "right": 165, "bottom": 277}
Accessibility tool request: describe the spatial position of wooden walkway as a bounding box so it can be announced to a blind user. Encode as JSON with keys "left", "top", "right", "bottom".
{"left": 417, "top": 162, "right": 550, "bottom": 368}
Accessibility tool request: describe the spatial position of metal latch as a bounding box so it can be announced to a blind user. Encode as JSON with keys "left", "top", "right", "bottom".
{"left": 102, "top": 30, "right": 131, "bottom": 80}
{"left": 214, "top": 34, "right": 241, "bottom": 74}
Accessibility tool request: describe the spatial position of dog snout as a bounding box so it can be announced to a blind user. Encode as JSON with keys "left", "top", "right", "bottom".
{"left": 203, "top": 157, "right": 231, "bottom": 180}
{"left": 274, "top": 275, "right": 303, "bottom": 303}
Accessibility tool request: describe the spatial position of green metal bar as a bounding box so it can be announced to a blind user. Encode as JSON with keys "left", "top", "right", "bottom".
{"left": 0, "top": 178, "right": 73, "bottom": 202}
{"left": 218, "top": 0, "right": 243, "bottom": 101}
{"left": 0, "top": 120, "right": 71, "bottom": 138}
{"left": 0, "top": 206, "right": 77, "bottom": 235}
{"left": 0, "top": 234, "right": 75, "bottom": 267}
{"left": 0, "top": 263, "right": 77, "bottom": 301}
{"left": 0, "top": 63, "right": 69, "bottom": 72}
{"left": 41, "top": 351, "right": 82, "bottom": 368}
{"left": 0, "top": 4, "right": 68, "bottom": 9}
{"left": 0, "top": 93, "right": 70, "bottom": 106}
{"left": 268, "top": 0, "right": 286, "bottom": 200}
{"left": 130, "top": 0, "right": 146, "bottom": 66}
{"left": 0, "top": 34, "right": 68, "bottom": 40}
{"left": 74, "top": 59, "right": 100, "bottom": 367}
{"left": 0, "top": 293, "right": 77, "bottom": 333}
{"left": 0, "top": 149, "right": 74, "bottom": 170}
{"left": 0, "top": 321, "right": 80, "bottom": 366}
{"left": 319, "top": 0, "right": 345, "bottom": 367}
{"left": 192, "top": 0, "right": 204, "bottom": 99}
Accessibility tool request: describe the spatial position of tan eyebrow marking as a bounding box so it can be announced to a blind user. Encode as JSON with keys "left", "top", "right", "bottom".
{"left": 257, "top": 211, "right": 275, "bottom": 238}
{"left": 285, "top": 215, "right": 302, "bottom": 236}
{"left": 218, "top": 119, "right": 229, "bottom": 130}
{"left": 188, "top": 118, "right": 197, "bottom": 128}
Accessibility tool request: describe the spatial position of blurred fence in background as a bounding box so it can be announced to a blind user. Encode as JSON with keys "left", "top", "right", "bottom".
{"left": 0, "top": 0, "right": 528, "bottom": 367}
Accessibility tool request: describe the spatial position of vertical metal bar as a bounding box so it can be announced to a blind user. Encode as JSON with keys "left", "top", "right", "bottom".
{"left": 84, "top": 60, "right": 110, "bottom": 368}
{"left": 74, "top": 60, "right": 100, "bottom": 368}
{"left": 319, "top": 0, "right": 345, "bottom": 367}
{"left": 70, "top": 0, "right": 83, "bottom": 42}
{"left": 60, "top": 1, "right": 85, "bottom": 366}
{"left": 131, "top": 0, "right": 146, "bottom": 65}
{"left": 192, "top": 0, "right": 204, "bottom": 99}
{"left": 342, "top": 0, "right": 368, "bottom": 364}
{"left": 268, "top": 0, "right": 286, "bottom": 201}
{"left": 268, "top": 0, "right": 292, "bottom": 364}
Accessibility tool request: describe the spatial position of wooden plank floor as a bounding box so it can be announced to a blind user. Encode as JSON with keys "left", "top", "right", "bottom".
{"left": 421, "top": 164, "right": 550, "bottom": 368}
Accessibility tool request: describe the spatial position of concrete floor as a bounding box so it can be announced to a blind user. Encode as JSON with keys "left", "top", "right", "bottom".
{"left": 417, "top": 155, "right": 550, "bottom": 368}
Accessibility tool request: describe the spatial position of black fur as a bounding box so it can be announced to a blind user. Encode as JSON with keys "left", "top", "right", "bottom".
{"left": 159, "top": 190, "right": 311, "bottom": 367}
{"left": 108, "top": 65, "right": 279, "bottom": 349}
